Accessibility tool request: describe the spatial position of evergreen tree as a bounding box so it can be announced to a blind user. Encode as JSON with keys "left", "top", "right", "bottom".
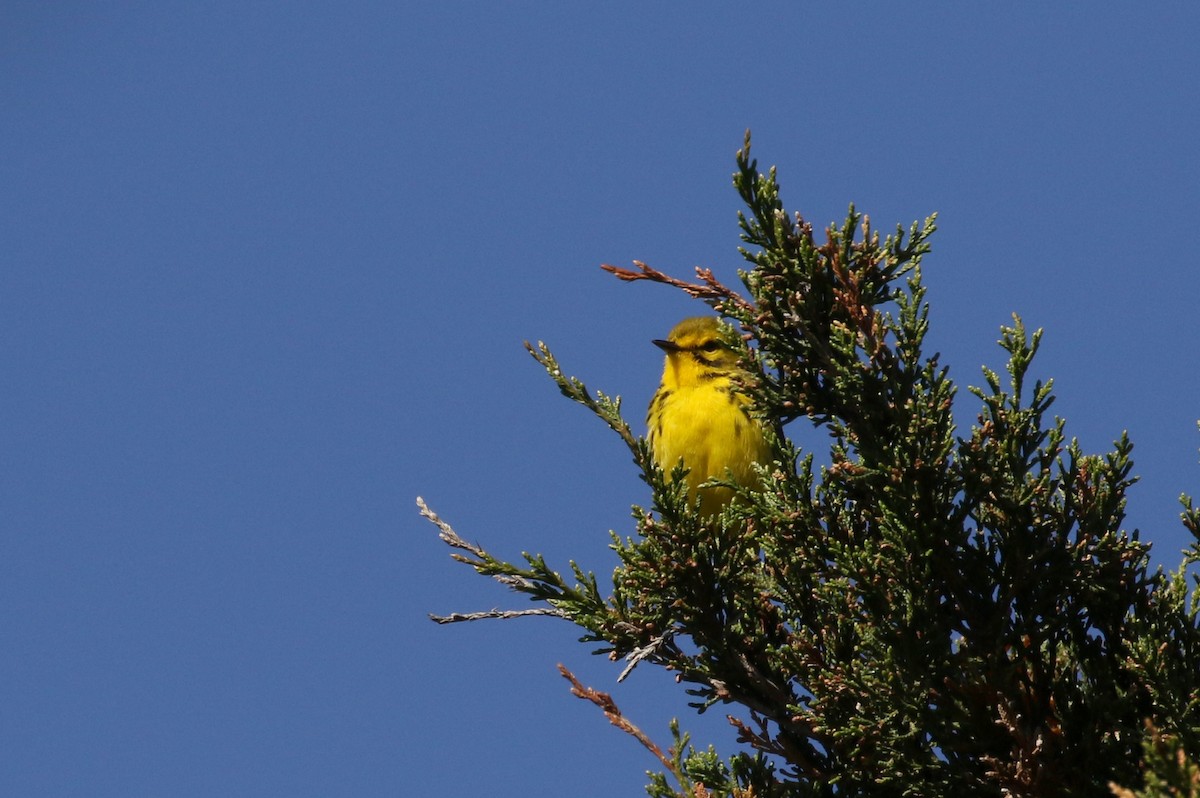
{"left": 419, "top": 133, "right": 1200, "bottom": 797}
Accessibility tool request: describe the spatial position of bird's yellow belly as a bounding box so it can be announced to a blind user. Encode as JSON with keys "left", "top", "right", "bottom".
{"left": 651, "top": 386, "right": 768, "bottom": 515}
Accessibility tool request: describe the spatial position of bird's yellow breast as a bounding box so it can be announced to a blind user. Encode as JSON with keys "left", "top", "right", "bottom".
{"left": 647, "top": 317, "right": 770, "bottom": 516}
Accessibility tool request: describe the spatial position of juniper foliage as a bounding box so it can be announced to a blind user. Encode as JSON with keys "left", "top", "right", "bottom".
{"left": 422, "top": 134, "right": 1200, "bottom": 797}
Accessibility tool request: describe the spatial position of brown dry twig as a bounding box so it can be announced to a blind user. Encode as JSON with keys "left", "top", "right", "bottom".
{"left": 600, "top": 261, "right": 753, "bottom": 315}
{"left": 560, "top": 663, "right": 671, "bottom": 767}
{"left": 560, "top": 664, "right": 710, "bottom": 797}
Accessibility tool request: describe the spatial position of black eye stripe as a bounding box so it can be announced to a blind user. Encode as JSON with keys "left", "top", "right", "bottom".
{"left": 686, "top": 340, "right": 725, "bottom": 353}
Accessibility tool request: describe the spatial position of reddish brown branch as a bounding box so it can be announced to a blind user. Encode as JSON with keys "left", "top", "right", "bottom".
{"left": 559, "top": 664, "right": 708, "bottom": 797}
{"left": 559, "top": 664, "right": 672, "bottom": 768}
{"left": 600, "top": 261, "right": 752, "bottom": 315}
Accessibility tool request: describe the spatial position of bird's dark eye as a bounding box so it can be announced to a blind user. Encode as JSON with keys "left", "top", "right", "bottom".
{"left": 700, "top": 340, "right": 722, "bottom": 352}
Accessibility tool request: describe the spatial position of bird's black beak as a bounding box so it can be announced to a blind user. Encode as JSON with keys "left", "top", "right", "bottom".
{"left": 653, "top": 339, "right": 681, "bottom": 352}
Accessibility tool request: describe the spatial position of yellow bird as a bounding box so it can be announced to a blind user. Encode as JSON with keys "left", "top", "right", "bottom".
{"left": 646, "top": 316, "right": 771, "bottom": 517}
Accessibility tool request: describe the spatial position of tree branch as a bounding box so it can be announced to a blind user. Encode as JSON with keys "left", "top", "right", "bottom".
{"left": 600, "top": 260, "right": 753, "bottom": 315}
{"left": 429, "top": 608, "right": 566, "bottom": 624}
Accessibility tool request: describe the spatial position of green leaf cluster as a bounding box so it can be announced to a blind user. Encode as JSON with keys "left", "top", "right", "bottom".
{"left": 425, "top": 135, "right": 1200, "bottom": 797}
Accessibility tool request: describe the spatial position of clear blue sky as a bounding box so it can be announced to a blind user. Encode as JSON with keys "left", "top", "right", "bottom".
{"left": 3, "top": 4, "right": 1198, "bottom": 796}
